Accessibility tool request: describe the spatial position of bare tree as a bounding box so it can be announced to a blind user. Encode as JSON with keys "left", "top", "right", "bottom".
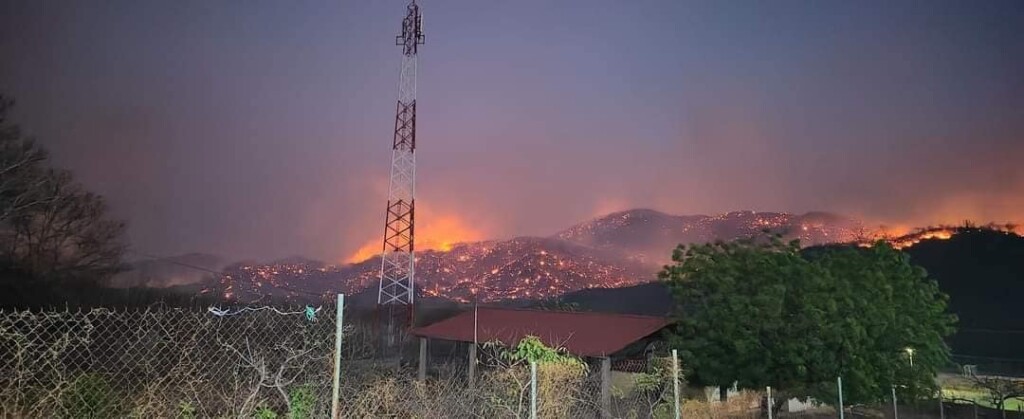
{"left": 0, "top": 94, "right": 126, "bottom": 283}
{"left": 969, "top": 372, "right": 1024, "bottom": 418}
{"left": 6, "top": 170, "right": 126, "bottom": 281}
{"left": 0, "top": 97, "right": 51, "bottom": 225}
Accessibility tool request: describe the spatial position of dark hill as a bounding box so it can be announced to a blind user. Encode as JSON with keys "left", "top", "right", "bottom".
{"left": 903, "top": 228, "right": 1024, "bottom": 360}
{"left": 556, "top": 229, "right": 1024, "bottom": 363}
{"left": 554, "top": 281, "right": 674, "bottom": 316}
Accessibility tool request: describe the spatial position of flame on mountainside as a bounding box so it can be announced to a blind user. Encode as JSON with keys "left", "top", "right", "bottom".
{"left": 886, "top": 228, "right": 955, "bottom": 249}
{"left": 345, "top": 213, "right": 485, "bottom": 263}
{"left": 204, "top": 209, "right": 1022, "bottom": 304}
{"left": 866, "top": 223, "right": 1020, "bottom": 249}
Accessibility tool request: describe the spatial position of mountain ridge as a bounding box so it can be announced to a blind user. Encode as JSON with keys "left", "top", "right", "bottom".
{"left": 176, "top": 208, "right": 865, "bottom": 303}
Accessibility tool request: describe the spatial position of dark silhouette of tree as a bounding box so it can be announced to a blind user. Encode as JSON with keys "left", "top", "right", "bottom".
{"left": 0, "top": 97, "right": 51, "bottom": 223}
{"left": 969, "top": 373, "right": 1024, "bottom": 418}
{"left": 0, "top": 95, "right": 126, "bottom": 284}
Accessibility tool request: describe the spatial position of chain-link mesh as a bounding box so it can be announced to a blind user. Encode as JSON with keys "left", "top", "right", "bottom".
{"left": 0, "top": 306, "right": 337, "bottom": 418}
{"left": 1, "top": 307, "right": 768, "bottom": 418}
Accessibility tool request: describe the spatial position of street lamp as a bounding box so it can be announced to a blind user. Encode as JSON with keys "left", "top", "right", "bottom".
{"left": 904, "top": 347, "right": 915, "bottom": 368}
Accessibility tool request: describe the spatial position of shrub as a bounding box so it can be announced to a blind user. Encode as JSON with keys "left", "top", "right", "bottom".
{"left": 287, "top": 385, "right": 316, "bottom": 419}
{"left": 253, "top": 403, "right": 278, "bottom": 419}
{"left": 60, "top": 373, "right": 123, "bottom": 419}
{"left": 178, "top": 401, "right": 197, "bottom": 419}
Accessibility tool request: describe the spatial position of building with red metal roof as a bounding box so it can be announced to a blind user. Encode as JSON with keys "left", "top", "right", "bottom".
{"left": 410, "top": 307, "right": 674, "bottom": 418}
{"left": 411, "top": 306, "right": 671, "bottom": 358}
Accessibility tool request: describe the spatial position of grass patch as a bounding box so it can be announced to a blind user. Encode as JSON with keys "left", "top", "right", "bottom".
{"left": 941, "top": 386, "right": 1024, "bottom": 411}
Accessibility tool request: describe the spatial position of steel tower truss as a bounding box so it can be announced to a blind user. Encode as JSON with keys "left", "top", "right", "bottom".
{"left": 378, "top": 1, "right": 424, "bottom": 307}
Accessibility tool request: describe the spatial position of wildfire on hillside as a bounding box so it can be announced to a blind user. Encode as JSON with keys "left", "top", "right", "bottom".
{"left": 206, "top": 239, "right": 643, "bottom": 304}
{"left": 345, "top": 212, "right": 485, "bottom": 263}
{"left": 866, "top": 223, "right": 1019, "bottom": 249}
{"left": 205, "top": 210, "right": 1020, "bottom": 305}
{"left": 890, "top": 229, "right": 955, "bottom": 249}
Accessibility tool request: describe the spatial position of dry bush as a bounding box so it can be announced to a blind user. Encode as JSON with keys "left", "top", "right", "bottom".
{"left": 2, "top": 308, "right": 692, "bottom": 418}
{"left": 333, "top": 362, "right": 591, "bottom": 419}
{"left": 336, "top": 365, "right": 488, "bottom": 418}
{"left": 0, "top": 307, "right": 338, "bottom": 418}
{"left": 681, "top": 390, "right": 762, "bottom": 419}
{"left": 472, "top": 362, "right": 590, "bottom": 418}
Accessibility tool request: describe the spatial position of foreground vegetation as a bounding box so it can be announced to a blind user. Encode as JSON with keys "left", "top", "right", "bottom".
{"left": 661, "top": 235, "right": 957, "bottom": 410}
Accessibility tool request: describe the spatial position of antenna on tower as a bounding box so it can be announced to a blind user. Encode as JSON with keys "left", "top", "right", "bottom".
{"left": 377, "top": 0, "right": 424, "bottom": 344}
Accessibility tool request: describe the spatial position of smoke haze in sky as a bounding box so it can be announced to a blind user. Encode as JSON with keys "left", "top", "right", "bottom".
{"left": 1, "top": 0, "right": 1022, "bottom": 262}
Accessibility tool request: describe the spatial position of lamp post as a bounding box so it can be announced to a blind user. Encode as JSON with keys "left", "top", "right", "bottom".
{"left": 905, "top": 347, "right": 915, "bottom": 368}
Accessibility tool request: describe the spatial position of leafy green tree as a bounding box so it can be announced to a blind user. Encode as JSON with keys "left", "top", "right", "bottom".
{"left": 660, "top": 236, "right": 955, "bottom": 407}
{"left": 808, "top": 244, "right": 956, "bottom": 403}
{"left": 660, "top": 237, "right": 830, "bottom": 405}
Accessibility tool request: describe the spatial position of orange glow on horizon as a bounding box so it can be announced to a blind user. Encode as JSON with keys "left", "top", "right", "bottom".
{"left": 345, "top": 212, "right": 486, "bottom": 264}
{"left": 871, "top": 224, "right": 913, "bottom": 240}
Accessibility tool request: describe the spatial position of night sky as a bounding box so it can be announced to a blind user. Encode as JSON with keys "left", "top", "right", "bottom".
{"left": 1, "top": 1, "right": 1022, "bottom": 263}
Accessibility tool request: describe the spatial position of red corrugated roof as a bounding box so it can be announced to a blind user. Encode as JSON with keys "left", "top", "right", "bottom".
{"left": 411, "top": 307, "right": 671, "bottom": 357}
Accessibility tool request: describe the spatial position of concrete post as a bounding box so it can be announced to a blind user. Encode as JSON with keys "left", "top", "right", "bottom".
{"left": 468, "top": 342, "right": 477, "bottom": 389}
{"left": 601, "top": 357, "right": 612, "bottom": 418}
{"left": 837, "top": 376, "right": 844, "bottom": 419}
{"left": 672, "top": 350, "right": 680, "bottom": 419}
{"left": 891, "top": 386, "right": 898, "bottom": 419}
{"left": 418, "top": 337, "right": 427, "bottom": 381}
{"left": 330, "top": 294, "right": 344, "bottom": 419}
{"left": 530, "top": 361, "right": 538, "bottom": 419}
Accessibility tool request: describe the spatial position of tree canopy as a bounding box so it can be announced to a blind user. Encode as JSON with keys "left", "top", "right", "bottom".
{"left": 660, "top": 236, "right": 956, "bottom": 406}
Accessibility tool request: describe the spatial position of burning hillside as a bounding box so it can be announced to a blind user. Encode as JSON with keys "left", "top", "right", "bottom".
{"left": 873, "top": 223, "right": 1020, "bottom": 249}
{"left": 202, "top": 209, "right": 869, "bottom": 303}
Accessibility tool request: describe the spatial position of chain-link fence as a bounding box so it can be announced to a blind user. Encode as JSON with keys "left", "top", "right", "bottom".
{"left": 0, "top": 306, "right": 340, "bottom": 418}
{"left": 18, "top": 304, "right": 981, "bottom": 418}
{"left": 0, "top": 304, "right": 707, "bottom": 418}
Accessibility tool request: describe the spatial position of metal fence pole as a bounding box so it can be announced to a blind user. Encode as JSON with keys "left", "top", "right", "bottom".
{"left": 767, "top": 386, "right": 773, "bottom": 419}
{"left": 530, "top": 361, "right": 538, "bottom": 419}
{"left": 837, "top": 376, "right": 844, "bottom": 419}
{"left": 672, "top": 349, "right": 680, "bottom": 419}
{"left": 938, "top": 390, "right": 944, "bottom": 419}
{"left": 331, "top": 294, "right": 345, "bottom": 419}
{"left": 891, "top": 385, "right": 899, "bottom": 419}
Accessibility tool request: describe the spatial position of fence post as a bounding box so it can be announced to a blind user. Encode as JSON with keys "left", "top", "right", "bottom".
{"left": 468, "top": 342, "right": 477, "bottom": 389}
{"left": 938, "top": 389, "right": 944, "bottom": 419}
{"left": 891, "top": 385, "right": 898, "bottom": 419}
{"left": 530, "top": 361, "right": 538, "bottom": 419}
{"left": 672, "top": 349, "right": 680, "bottom": 419}
{"left": 837, "top": 376, "right": 844, "bottom": 419}
{"left": 331, "top": 294, "right": 345, "bottom": 419}
{"left": 767, "top": 386, "right": 773, "bottom": 419}
{"left": 601, "top": 357, "right": 612, "bottom": 418}
{"left": 418, "top": 337, "right": 428, "bottom": 381}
